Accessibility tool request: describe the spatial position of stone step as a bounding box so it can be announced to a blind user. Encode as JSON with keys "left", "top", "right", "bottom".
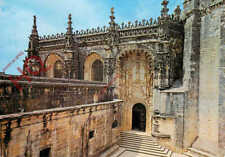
{"left": 120, "top": 143, "right": 166, "bottom": 153}
{"left": 120, "top": 134, "right": 156, "bottom": 141}
{"left": 120, "top": 132, "right": 155, "bottom": 139}
{"left": 183, "top": 152, "right": 199, "bottom": 157}
{"left": 120, "top": 144, "right": 170, "bottom": 155}
{"left": 120, "top": 139, "right": 163, "bottom": 147}
{"left": 186, "top": 148, "right": 215, "bottom": 157}
{"left": 120, "top": 138, "right": 160, "bottom": 145}
{"left": 120, "top": 131, "right": 173, "bottom": 157}
{"left": 122, "top": 147, "right": 172, "bottom": 157}
{"left": 110, "top": 148, "right": 126, "bottom": 157}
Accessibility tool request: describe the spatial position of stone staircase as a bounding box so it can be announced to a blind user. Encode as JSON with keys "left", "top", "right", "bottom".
{"left": 119, "top": 131, "right": 173, "bottom": 157}
{"left": 184, "top": 148, "right": 216, "bottom": 157}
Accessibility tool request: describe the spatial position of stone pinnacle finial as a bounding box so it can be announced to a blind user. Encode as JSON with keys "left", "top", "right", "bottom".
{"left": 31, "top": 15, "right": 38, "bottom": 36}
{"left": 66, "top": 13, "right": 73, "bottom": 35}
{"left": 161, "top": 0, "right": 169, "bottom": 17}
{"left": 111, "top": 7, "right": 114, "bottom": 16}
{"left": 174, "top": 5, "right": 181, "bottom": 18}
{"left": 109, "top": 7, "right": 115, "bottom": 25}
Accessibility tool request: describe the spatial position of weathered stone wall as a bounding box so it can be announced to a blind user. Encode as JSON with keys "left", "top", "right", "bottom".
{"left": 219, "top": 6, "right": 225, "bottom": 156}
{"left": 152, "top": 89, "right": 186, "bottom": 153}
{"left": 182, "top": 0, "right": 225, "bottom": 156}
{"left": 0, "top": 100, "right": 122, "bottom": 157}
{"left": 192, "top": 1, "right": 225, "bottom": 156}
{"left": 0, "top": 74, "right": 112, "bottom": 115}
{"left": 182, "top": 0, "right": 200, "bottom": 150}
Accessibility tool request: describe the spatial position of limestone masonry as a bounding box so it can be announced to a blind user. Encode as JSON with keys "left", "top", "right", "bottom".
{"left": 0, "top": 0, "right": 224, "bottom": 157}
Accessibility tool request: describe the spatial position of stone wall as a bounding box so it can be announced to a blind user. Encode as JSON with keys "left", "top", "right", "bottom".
{"left": 0, "top": 73, "right": 112, "bottom": 115}
{"left": 182, "top": 0, "right": 225, "bottom": 156}
{"left": 192, "top": 1, "right": 225, "bottom": 156}
{"left": 219, "top": 6, "right": 225, "bottom": 155}
{"left": 182, "top": 0, "right": 200, "bottom": 150}
{"left": 151, "top": 89, "right": 186, "bottom": 153}
{"left": 0, "top": 100, "right": 122, "bottom": 157}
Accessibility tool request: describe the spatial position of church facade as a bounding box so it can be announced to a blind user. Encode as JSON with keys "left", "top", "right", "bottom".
{"left": 0, "top": 0, "right": 225, "bottom": 157}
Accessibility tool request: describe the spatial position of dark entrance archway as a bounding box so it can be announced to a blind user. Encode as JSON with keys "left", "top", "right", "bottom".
{"left": 132, "top": 103, "right": 146, "bottom": 132}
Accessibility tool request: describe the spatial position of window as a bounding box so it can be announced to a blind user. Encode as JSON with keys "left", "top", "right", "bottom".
{"left": 40, "top": 148, "right": 51, "bottom": 157}
{"left": 91, "top": 60, "right": 103, "bottom": 81}
{"left": 54, "top": 61, "right": 64, "bottom": 78}
{"left": 89, "top": 130, "right": 95, "bottom": 139}
{"left": 112, "top": 120, "right": 118, "bottom": 128}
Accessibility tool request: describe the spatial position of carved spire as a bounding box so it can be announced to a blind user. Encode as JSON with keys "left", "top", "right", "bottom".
{"left": 27, "top": 15, "right": 39, "bottom": 57}
{"left": 174, "top": 5, "right": 181, "bottom": 20}
{"left": 109, "top": 7, "right": 116, "bottom": 28}
{"left": 66, "top": 13, "right": 73, "bottom": 35}
{"left": 161, "top": 0, "right": 169, "bottom": 18}
{"left": 31, "top": 15, "right": 38, "bottom": 37}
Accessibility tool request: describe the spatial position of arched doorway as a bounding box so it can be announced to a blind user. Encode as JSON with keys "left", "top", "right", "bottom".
{"left": 91, "top": 59, "right": 103, "bottom": 81}
{"left": 132, "top": 103, "right": 146, "bottom": 132}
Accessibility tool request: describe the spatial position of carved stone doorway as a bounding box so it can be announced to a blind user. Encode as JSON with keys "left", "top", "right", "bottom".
{"left": 132, "top": 103, "right": 146, "bottom": 132}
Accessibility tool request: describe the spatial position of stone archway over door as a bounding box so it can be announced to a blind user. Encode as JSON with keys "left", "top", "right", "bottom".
{"left": 132, "top": 103, "right": 146, "bottom": 132}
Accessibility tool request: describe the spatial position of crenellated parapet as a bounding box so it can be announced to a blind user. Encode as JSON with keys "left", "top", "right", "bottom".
{"left": 38, "top": 17, "right": 182, "bottom": 44}
{"left": 37, "top": 5, "right": 183, "bottom": 48}
{"left": 39, "top": 33, "right": 66, "bottom": 40}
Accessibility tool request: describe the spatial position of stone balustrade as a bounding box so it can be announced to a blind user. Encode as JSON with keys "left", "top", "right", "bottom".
{"left": 37, "top": 15, "right": 182, "bottom": 43}
{"left": 0, "top": 99, "right": 123, "bottom": 157}
{"left": 0, "top": 73, "right": 113, "bottom": 115}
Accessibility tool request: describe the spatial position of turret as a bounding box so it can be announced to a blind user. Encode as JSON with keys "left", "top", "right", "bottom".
{"left": 161, "top": 0, "right": 169, "bottom": 18}
{"left": 66, "top": 14, "right": 73, "bottom": 35}
{"left": 27, "top": 15, "right": 39, "bottom": 57}
{"left": 65, "top": 13, "right": 75, "bottom": 49}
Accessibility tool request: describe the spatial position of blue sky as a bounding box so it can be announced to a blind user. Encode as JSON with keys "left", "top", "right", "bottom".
{"left": 0, "top": 0, "right": 183, "bottom": 75}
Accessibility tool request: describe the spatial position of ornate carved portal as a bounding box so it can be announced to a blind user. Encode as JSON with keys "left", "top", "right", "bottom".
{"left": 117, "top": 49, "right": 153, "bottom": 133}
{"left": 118, "top": 50, "right": 153, "bottom": 105}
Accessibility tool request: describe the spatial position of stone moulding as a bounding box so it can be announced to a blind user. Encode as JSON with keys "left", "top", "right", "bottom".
{"left": 0, "top": 73, "right": 106, "bottom": 85}
{"left": 0, "top": 79, "right": 107, "bottom": 88}
{"left": 0, "top": 99, "right": 123, "bottom": 124}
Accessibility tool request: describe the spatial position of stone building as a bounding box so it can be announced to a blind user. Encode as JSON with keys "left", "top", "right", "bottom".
{"left": 0, "top": 0, "right": 224, "bottom": 157}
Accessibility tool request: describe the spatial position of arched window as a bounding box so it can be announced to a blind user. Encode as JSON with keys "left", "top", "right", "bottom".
{"left": 112, "top": 120, "right": 118, "bottom": 128}
{"left": 54, "top": 61, "right": 64, "bottom": 78}
{"left": 91, "top": 60, "right": 103, "bottom": 81}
